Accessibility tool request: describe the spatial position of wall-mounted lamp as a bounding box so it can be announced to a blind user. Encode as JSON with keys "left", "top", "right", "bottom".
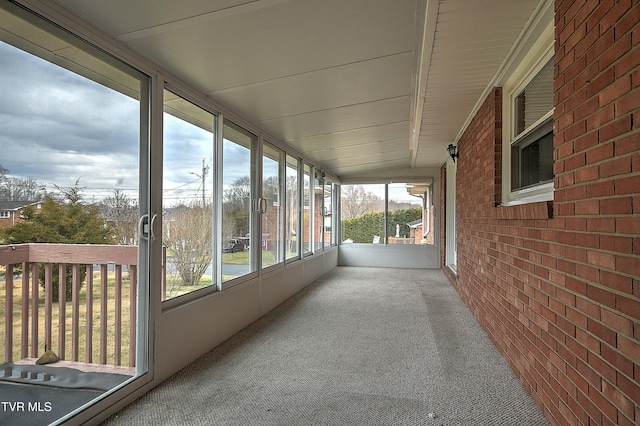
{"left": 447, "top": 144, "right": 459, "bottom": 163}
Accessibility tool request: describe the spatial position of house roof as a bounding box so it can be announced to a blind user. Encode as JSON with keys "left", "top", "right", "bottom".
{"left": 0, "top": 201, "right": 41, "bottom": 211}
{"left": 407, "top": 219, "right": 422, "bottom": 228}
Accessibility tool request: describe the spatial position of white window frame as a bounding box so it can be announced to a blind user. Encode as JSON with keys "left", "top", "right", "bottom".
{"left": 445, "top": 157, "right": 457, "bottom": 272}
{"left": 501, "top": 0, "right": 554, "bottom": 206}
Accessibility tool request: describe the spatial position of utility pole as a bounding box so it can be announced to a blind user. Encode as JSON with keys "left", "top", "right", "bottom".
{"left": 190, "top": 158, "right": 209, "bottom": 206}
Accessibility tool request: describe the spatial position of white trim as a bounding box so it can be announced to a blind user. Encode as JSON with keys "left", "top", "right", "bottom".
{"left": 501, "top": 182, "right": 554, "bottom": 206}
{"left": 512, "top": 109, "right": 554, "bottom": 146}
{"left": 411, "top": 0, "right": 439, "bottom": 167}
{"left": 445, "top": 157, "right": 456, "bottom": 270}
{"left": 500, "top": 1, "right": 555, "bottom": 206}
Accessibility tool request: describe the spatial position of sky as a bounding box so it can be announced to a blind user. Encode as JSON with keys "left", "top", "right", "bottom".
{"left": 0, "top": 39, "right": 250, "bottom": 207}
{"left": 0, "top": 40, "right": 141, "bottom": 202}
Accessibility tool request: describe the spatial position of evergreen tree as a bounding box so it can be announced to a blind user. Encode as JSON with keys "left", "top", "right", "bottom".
{"left": 1, "top": 182, "right": 115, "bottom": 300}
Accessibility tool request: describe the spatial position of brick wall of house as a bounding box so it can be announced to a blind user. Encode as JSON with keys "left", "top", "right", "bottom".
{"left": 440, "top": 1, "right": 639, "bottom": 424}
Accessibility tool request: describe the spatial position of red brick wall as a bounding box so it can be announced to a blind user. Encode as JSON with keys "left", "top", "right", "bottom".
{"left": 440, "top": 1, "right": 639, "bottom": 424}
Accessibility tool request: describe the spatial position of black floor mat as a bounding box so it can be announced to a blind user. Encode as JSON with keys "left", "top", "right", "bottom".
{"left": 0, "top": 363, "right": 131, "bottom": 425}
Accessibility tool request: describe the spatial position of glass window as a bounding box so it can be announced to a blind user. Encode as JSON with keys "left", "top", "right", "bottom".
{"left": 331, "top": 184, "right": 339, "bottom": 246}
{"left": 514, "top": 60, "right": 554, "bottom": 137}
{"left": 323, "top": 181, "right": 333, "bottom": 248}
{"left": 285, "top": 155, "right": 299, "bottom": 261}
{"left": 303, "top": 164, "right": 312, "bottom": 255}
{"left": 314, "top": 172, "right": 324, "bottom": 252}
{"left": 262, "top": 142, "right": 284, "bottom": 268}
{"left": 162, "top": 89, "right": 215, "bottom": 301}
{"left": 340, "top": 184, "right": 385, "bottom": 244}
{"left": 340, "top": 183, "right": 433, "bottom": 245}
{"left": 511, "top": 59, "right": 554, "bottom": 191}
{"left": 222, "top": 121, "right": 257, "bottom": 281}
{"left": 507, "top": 58, "right": 553, "bottom": 197}
{"left": 387, "top": 183, "right": 431, "bottom": 245}
{"left": 0, "top": 1, "right": 149, "bottom": 421}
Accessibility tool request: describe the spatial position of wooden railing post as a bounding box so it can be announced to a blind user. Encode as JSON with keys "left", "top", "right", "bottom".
{"left": 58, "top": 264, "right": 66, "bottom": 360}
{"left": 30, "top": 262, "right": 39, "bottom": 358}
{"left": 4, "top": 265, "right": 14, "bottom": 363}
{"left": 114, "top": 264, "right": 122, "bottom": 366}
{"left": 85, "top": 264, "right": 93, "bottom": 363}
{"left": 44, "top": 263, "right": 53, "bottom": 353}
{"left": 21, "top": 261, "right": 29, "bottom": 359}
{"left": 129, "top": 265, "right": 137, "bottom": 367}
{"left": 100, "top": 264, "right": 108, "bottom": 365}
{"left": 72, "top": 263, "right": 81, "bottom": 361}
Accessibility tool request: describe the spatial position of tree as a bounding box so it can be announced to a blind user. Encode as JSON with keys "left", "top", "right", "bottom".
{"left": 100, "top": 188, "right": 138, "bottom": 245}
{"left": 163, "top": 203, "right": 212, "bottom": 288}
{"left": 0, "top": 165, "right": 46, "bottom": 201}
{"left": 223, "top": 175, "right": 251, "bottom": 239}
{"left": 1, "top": 181, "right": 116, "bottom": 300}
{"left": 341, "top": 185, "right": 382, "bottom": 219}
{"left": 340, "top": 208, "right": 422, "bottom": 243}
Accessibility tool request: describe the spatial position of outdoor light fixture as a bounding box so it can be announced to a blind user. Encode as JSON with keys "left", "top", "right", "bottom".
{"left": 447, "top": 144, "right": 459, "bottom": 163}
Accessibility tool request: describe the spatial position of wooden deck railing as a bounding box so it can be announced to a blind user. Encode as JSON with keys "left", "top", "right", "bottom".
{"left": 0, "top": 243, "right": 138, "bottom": 367}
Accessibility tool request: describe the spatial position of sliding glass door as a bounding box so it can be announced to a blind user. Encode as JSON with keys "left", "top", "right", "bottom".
{"left": 221, "top": 121, "right": 257, "bottom": 283}
{"left": 0, "top": 3, "right": 150, "bottom": 424}
{"left": 261, "top": 142, "right": 284, "bottom": 269}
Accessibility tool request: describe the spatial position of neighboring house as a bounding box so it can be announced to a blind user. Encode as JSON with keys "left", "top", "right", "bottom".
{"left": 0, "top": 200, "right": 42, "bottom": 229}
{"left": 406, "top": 219, "right": 422, "bottom": 242}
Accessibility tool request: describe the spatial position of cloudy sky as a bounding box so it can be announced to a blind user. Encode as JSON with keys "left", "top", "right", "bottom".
{"left": 0, "top": 39, "right": 254, "bottom": 207}
{"left": 0, "top": 40, "right": 142, "bottom": 201}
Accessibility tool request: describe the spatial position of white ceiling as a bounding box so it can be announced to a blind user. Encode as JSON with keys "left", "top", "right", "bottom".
{"left": 54, "top": 0, "right": 542, "bottom": 180}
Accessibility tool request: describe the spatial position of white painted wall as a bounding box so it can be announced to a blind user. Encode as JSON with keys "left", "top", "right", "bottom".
{"left": 338, "top": 244, "right": 439, "bottom": 268}
{"left": 156, "top": 248, "right": 338, "bottom": 382}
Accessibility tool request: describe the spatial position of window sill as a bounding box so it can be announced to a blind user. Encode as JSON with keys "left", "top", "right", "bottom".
{"left": 495, "top": 200, "right": 553, "bottom": 220}
{"left": 446, "top": 264, "right": 458, "bottom": 277}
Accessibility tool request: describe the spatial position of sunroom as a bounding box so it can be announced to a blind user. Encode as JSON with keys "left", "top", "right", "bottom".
{"left": 1, "top": 0, "right": 638, "bottom": 425}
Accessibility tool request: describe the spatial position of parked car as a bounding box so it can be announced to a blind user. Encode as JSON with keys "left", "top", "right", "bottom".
{"left": 222, "top": 239, "right": 244, "bottom": 253}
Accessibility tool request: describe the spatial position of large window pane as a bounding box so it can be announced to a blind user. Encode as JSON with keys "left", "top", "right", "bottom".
{"left": 0, "top": 2, "right": 148, "bottom": 423}
{"left": 387, "top": 183, "right": 431, "bottom": 245}
{"left": 162, "top": 89, "right": 215, "bottom": 301}
{"left": 323, "top": 181, "right": 333, "bottom": 248}
{"left": 511, "top": 57, "right": 554, "bottom": 192}
{"left": 222, "top": 121, "right": 256, "bottom": 281}
{"left": 340, "top": 183, "right": 433, "bottom": 245}
{"left": 313, "top": 173, "right": 324, "bottom": 252}
{"left": 514, "top": 59, "right": 554, "bottom": 137}
{"left": 331, "top": 183, "right": 339, "bottom": 246}
{"left": 262, "top": 142, "right": 284, "bottom": 268}
{"left": 303, "top": 164, "right": 312, "bottom": 255}
{"left": 340, "top": 184, "right": 385, "bottom": 243}
{"left": 285, "top": 155, "right": 299, "bottom": 261}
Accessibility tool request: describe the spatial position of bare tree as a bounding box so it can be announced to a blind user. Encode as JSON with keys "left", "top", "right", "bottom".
{"left": 341, "top": 185, "right": 382, "bottom": 219}
{"left": 223, "top": 175, "right": 251, "bottom": 239}
{"left": 0, "top": 165, "right": 46, "bottom": 201}
{"left": 101, "top": 188, "right": 139, "bottom": 244}
{"left": 163, "top": 203, "right": 213, "bottom": 287}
